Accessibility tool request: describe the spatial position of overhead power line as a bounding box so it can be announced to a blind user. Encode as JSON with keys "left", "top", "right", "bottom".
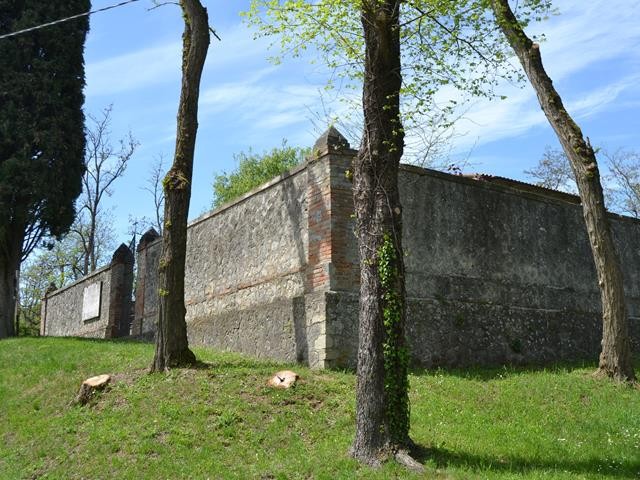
{"left": 0, "top": 0, "right": 144, "bottom": 40}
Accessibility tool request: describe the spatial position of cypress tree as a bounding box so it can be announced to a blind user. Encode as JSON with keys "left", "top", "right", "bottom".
{"left": 0, "top": 1, "right": 90, "bottom": 338}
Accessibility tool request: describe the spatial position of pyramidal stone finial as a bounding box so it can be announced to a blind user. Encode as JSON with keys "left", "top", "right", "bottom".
{"left": 111, "top": 243, "right": 134, "bottom": 265}
{"left": 313, "top": 126, "right": 350, "bottom": 155}
{"left": 137, "top": 227, "right": 160, "bottom": 252}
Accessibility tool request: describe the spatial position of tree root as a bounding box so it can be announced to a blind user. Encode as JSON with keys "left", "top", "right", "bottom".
{"left": 395, "top": 449, "right": 425, "bottom": 473}
{"left": 592, "top": 367, "right": 637, "bottom": 386}
{"left": 349, "top": 443, "right": 424, "bottom": 472}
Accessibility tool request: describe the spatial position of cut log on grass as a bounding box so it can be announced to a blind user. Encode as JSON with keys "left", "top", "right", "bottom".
{"left": 74, "top": 374, "right": 111, "bottom": 405}
{"left": 267, "top": 370, "right": 299, "bottom": 389}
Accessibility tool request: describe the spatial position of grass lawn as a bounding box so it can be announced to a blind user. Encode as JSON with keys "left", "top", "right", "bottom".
{"left": 0, "top": 337, "right": 638, "bottom": 479}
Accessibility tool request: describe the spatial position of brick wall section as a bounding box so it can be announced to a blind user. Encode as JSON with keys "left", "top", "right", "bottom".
{"left": 327, "top": 164, "right": 640, "bottom": 368}
{"left": 303, "top": 128, "right": 359, "bottom": 367}
{"left": 42, "top": 267, "right": 112, "bottom": 338}
{"left": 306, "top": 157, "right": 332, "bottom": 291}
{"left": 327, "top": 152, "right": 359, "bottom": 292}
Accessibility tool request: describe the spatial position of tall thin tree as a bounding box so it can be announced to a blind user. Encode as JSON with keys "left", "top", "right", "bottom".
{"left": 151, "top": 0, "right": 210, "bottom": 371}
{"left": 143, "top": 155, "right": 167, "bottom": 235}
{"left": 491, "top": 0, "right": 635, "bottom": 382}
{"left": 79, "top": 105, "right": 137, "bottom": 275}
{"left": 351, "top": 0, "right": 419, "bottom": 469}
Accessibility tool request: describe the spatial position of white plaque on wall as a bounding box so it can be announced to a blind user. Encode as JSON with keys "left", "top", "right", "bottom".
{"left": 82, "top": 282, "right": 102, "bottom": 321}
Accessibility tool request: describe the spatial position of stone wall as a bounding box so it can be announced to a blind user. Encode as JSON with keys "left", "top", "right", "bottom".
{"left": 41, "top": 244, "right": 134, "bottom": 338}
{"left": 130, "top": 229, "right": 162, "bottom": 339}
{"left": 327, "top": 164, "right": 640, "bottom": 368}
{"left": 133, "top": 162, "right": 314, "bottom": 363}
{"left": 184, "top": 161, "right": 310, "bottom": 362}
{"left": 44, "top": 127, "right": 640, "bottom": 369}
{"left": 132, "top": 128, "right": 362, "bottom": 368}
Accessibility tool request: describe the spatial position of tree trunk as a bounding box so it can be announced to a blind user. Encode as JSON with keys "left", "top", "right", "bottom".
{"left": 491, "top": 0, "right": 636, "bottom": 383}
{"left": 0, "top": 260, "right": 17, "bottom": 338}
{"left": 89, "top": 213, "right": 96, "bottom": 273}
{"left": 151, "top": 0, "right": 209, "bottom": 372}
{"left": 14, "top": 268, "right": 19, "bottom": 336}
{"left": 0, "top": 228, "right": 22, "bottom": 339}
{"left": 351, "top": 0, "right": 412, "bottom": 465}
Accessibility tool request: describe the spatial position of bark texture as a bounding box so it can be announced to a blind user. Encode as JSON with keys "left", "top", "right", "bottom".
{"left": 492, "top": 0, "right": 635, "bottom": 382}
{"left": 151, "top": 0, "right": 209, "bottom": 372}
{"left": 0, "top": 222, "right": 23, "bottom": 338}
{"left": 351, "top": 0, "right": 411, "bottom": 465}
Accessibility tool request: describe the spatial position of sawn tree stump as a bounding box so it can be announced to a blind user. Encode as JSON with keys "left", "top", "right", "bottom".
{"left": 267, "top": 370, "right": 299, "bottom": 389}
{"left": 74, "top": 374, "right": 111, "bottom": 405}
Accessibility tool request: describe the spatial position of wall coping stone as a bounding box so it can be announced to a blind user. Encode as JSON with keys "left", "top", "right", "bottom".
{"left": 44, "top": 264, "right": 111, "bottom": 299}
{"left": 187, "top": 160, "right": 311, "bottom": 230}
{"left": 312, "top": 126, "right": 352, "bottom": 155}
{"left": 111, "top": 243, "right": 134, "bottom": 265}
{"left": 137, "top": 228, "right": 160, "bottom": 252}
{"left": 135, "top": 145, "right": 640, "bottom": 256}
{"left": 399, "top": 163, "right": 640, "bottom": 225}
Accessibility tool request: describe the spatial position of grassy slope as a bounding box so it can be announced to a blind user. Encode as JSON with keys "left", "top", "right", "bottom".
{"left": 0, "top": 337, "right": 638, "bottom": 479}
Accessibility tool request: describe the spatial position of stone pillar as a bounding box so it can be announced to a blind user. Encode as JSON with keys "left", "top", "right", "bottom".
{"left": 131, "top": 228, "right": 160, "bottom": 338}
{"left": 106, "top": 244, "right": 135, "bottom": 338}
{"left": 39, "top": 282, "right": 57, "bottom": 337}
{"left": 304, "top": 127, "right": 359, "bottom": 368}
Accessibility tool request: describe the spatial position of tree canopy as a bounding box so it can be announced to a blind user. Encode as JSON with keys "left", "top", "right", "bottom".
{"left": 0, "top": 1, "right": 90, "bottom": 338}
{"left": 0, "top": 1, "right": 90, "bottom": 256}
{"left": 212, "top": 141, "right": 309, "bottom": 208}
{"left": 151, "top": 0, "right": 210, "bottom": 372}
{"left": 245, "top": 0, "right": 553, "bottom": 144}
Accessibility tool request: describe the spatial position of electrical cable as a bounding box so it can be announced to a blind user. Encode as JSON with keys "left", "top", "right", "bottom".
{"left": 0, "top": 0, "right": 144, "bottom": 40}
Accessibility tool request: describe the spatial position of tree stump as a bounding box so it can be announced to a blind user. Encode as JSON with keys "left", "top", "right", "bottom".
{"left": 74, "top": 374, "right": 111, "bottom": 405}
{"left": 267, "top": 370, "right": 299, "bottom": 389}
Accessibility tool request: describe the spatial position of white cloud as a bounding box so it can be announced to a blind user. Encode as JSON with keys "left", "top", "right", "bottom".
{"left": 85, "top": 0, "right": 640, "bottom": 160}
{"left": 203, "top": 23, "right": 273, "bottom": 73}
{"left": 448, "top": 75, "right": 639, "bottom": 153}
{"left": 201, "top": 75, "right": 327, "bottom": 132}
{"left": 440, "top": 0, "right": 640, "bottom": 152}
{"left": 567, "top": 74, "right": 640, "bottom": 119}
{"left": 531, "top": 0, "right": 640, "bottom": 80}
{"left": 86, "top": 42, "right": 182, "bottom": 97}
{"left": 85, "top": 23, "right": 275, "bottom": 98}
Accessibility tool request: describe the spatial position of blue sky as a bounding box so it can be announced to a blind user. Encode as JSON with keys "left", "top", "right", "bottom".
{"left": 83, "top": 0, "right": 640, "bottom": 240}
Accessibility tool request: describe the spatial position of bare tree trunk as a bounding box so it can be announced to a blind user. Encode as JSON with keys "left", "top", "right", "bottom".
{"left": 151, "top": 0, "right": 209, "bottom": 372}
{"left": 89, "top": 213, "right": 97, "bottom": 272}
{"left": 0, "top": 228, "right": 22, "bottom": 339}
{"left": 14, "top": 268, "right": 19, "bottom": 336}
{"left": 0, "top": 262, "right": 17, "bottom": 338}
{"left": 351, "top": 0, "right": 413, "bottom": 466}
{"left": 83, "top": 213, "right": 97, "bottom": 276}
{"left": 491, "top": 0, "right": 635, "bottom": 383}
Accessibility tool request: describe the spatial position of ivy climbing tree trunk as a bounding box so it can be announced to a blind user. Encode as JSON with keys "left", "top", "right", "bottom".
{"left": 351, "top": 0, "right": 417, "bottom": 468}
{"left": 151, "top": 0, "right": 210, "bottom": 372}
{"left": 491, "top": 0, "right": 635, "bottom": 383}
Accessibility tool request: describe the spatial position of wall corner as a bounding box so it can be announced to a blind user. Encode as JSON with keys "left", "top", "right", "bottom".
{"left": 131, "top": 229, "right": 160, "bottom": 337}
{"left": 107, "top": 243, "right": 135, "bottom": 338}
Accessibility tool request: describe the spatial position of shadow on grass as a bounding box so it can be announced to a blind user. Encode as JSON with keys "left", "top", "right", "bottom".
{"left": 409, "top": 359, "right": 603, "bottom": 382}
{"left": 411, "top": 444, "right": 640, "bottom": 479}
{"left": 145, "top": 358, "right": 283, "bottom": 373}
{"left": 28, "top": 337, "right": 640, "bottom": 385}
